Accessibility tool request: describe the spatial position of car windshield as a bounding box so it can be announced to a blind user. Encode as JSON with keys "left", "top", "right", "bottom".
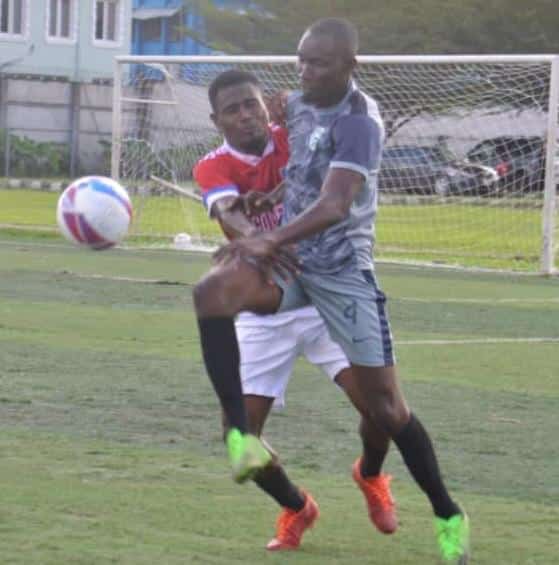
{"left": 469, "top": 138, "right": 543, "bottom": 161}
{"left": 421, "top": 147, "right": 448, "bottom": 164}
{"left": 383, "top": 147, "right": 440, "bottom": 166}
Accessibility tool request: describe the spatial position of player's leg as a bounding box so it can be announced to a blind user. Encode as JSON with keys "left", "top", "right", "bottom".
{"left": 242, "top": 393, "right": 318, "bottom": 551}
{"left": 299, "top": 310, "right": 396, "bottom": 533}
{"left": 296, "top": 269, "right": 469, "bottom": 561}
{"left": 335, "top": 367, "right": 398, "bottom": 533}
{"left": 298, "top": 310, "right": 392, "bottom": 472}
{"left": 351, "top": 364, "right": 469, "bottom": 561}
{"left": 237, "top": 317, "right": 318, "bottom": 550}
{"left": 193, "top": 256, "right": 283, "bottom": 482}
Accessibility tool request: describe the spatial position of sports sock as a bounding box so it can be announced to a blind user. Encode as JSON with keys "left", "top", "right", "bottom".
{"left": 253, "top": 464, "right": 306, "bottom": 511}
{"left": 197, "top": 316, "right": 247, "bottom": 433}
{"left": 393, "top": 413, "right": 460, "bottom": 519}
{"left": 359, "top": 415, "right": 389, "bottom": 477}
{"left": 360, "top": 447, "right": 388, "bottom": 478}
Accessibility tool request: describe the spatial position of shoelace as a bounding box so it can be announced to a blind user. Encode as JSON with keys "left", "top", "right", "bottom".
{"left": 437, "top": 519, "right": 462, "bottom": 559}
{"left": 275, "top": 508, "right": 304, "bottom": 544}
{"left": 364, "top": 475, "right": 394, "bottom": 509}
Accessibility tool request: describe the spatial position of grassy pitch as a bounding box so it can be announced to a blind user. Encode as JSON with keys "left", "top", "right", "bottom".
{"left": 1, "top": 240, "right": 558, "bottom": 564}
{"left": 0, "top": 188, "right": 552, "bottom": 271}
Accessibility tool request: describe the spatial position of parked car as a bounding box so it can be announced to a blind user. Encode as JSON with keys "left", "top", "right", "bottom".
{"left": 466, "top": 136, "right": 545, "bottom": 192}
{"left": 378, "top": 145, "right": 498, "bottom": 196}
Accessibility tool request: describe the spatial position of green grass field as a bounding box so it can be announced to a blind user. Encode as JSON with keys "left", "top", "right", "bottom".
{"left": 1, "top": 188, "right": 555, "bottom": 271}
{"left": 1, "top": 235, "right": 558, "bottom": 564}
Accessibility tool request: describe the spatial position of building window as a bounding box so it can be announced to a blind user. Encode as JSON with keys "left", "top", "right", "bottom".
{"left": 47, "top": 0, "right": 76, "bottom": 40}
{"left": 95, "top": 0, "right": 120, "bottom": 42}
{"left": 0, "top": 0, "right": 25, "bottom": 36}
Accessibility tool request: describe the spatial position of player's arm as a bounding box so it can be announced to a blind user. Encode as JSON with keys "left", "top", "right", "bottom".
{"left": 273, "top": 115, "right": 381, "bottom": 245}
{"left": 271, "top": 169, "right": 362, "bottom": 245}
{"left": 264, "top": 90, "right": 289, "bottom": 127}
{"left": 229, "top": 181, "right": 285, "bottom": 216}
{"left": 213, "top": 196, "right": 258, "bottom": 239}
{"left": 267, "top": 180, "right": 286, "bottom": 206}
{"left": 194, "top": 159, "right": 257, "bottom": 240}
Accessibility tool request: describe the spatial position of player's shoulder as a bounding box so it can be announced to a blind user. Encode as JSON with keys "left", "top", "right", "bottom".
{"left": 334, "top": 89, "right": 384, "bottom": 136}
{"left": 195, "top": 144, "right": 230, "bottom": 167}
{"left": 193, "top": 144, "right": 232, "bottom": 177}
{"left": 343, "top": 87, "right": 381, "bottom": 119}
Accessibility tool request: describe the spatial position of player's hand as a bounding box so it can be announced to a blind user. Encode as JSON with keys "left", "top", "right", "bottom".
{"left": 213, "top": 233, "right": 299, "bottom": 282}
{"left": 264, "top": 90, "right": 289, "bottom": 127}
{"left": 228, "top": 191, "right": 276, "bottom": 216}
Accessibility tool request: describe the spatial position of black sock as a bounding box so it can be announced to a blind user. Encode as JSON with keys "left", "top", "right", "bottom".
{"left": 360, "top": 447, "right": 388, "bottom": 478}
{"left": 253, "top": 464, "right": 306, "bottom": 511}
{"left": 393, "top": 413, "right": 460, "bottom": 519}
{"left": 197, "top": 317, "right": 247, "bottom": 433}
{"left": 359, "top": 416, "right": 389, "bottom": 477}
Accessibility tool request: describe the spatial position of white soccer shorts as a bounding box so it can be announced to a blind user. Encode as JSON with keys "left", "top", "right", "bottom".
{"left": 235, "top": 306, "right": 350, "bottom": 408}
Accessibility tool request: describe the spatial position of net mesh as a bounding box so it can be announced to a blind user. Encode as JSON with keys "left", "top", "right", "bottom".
{"left": 114, "top": 56, "right": 558, "bottom": 271}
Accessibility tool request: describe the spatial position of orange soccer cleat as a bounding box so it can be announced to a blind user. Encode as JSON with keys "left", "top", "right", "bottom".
{"left": 266, "top": 491, "right": 319, "bottom": 551}
{"left": 352, "top": 457, "right": 398, "bottom": 534}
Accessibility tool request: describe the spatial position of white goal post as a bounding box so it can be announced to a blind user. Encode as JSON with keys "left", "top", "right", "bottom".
{"left": 112, "top": 54, "right": 559, "bottom": 274}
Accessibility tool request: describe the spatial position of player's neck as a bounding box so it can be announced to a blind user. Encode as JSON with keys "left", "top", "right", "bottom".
{"left": 230, "top": 138, "right": 269, "bottom": 157}
{"left": 310, "top": 81, "right": 351, "bottom": 109}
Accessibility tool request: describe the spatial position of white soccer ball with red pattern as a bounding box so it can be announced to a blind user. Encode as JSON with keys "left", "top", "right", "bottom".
{"left": 56, "top": 176, "right": 133, "bottom": 250}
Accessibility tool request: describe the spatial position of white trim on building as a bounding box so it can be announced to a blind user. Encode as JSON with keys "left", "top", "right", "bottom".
{"left": 0, "top": 0, "right": 30, "bottom": 42}
{"left": 92, "top": 0, "right": 125, "bottom": 48}
{"left": 45, "top": 0, "right": 78, "bottom": 45}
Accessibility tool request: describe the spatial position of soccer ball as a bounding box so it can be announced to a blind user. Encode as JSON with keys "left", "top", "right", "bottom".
{"left": 56, "top": 176, "right": 133, "bottom": 250}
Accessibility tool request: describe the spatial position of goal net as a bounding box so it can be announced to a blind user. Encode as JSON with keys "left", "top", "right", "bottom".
{"left": 112, "top": 55, "right": 559, "bottom": 274}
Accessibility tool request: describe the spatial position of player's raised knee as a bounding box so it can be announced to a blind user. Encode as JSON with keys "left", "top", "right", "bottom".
{"left": 192, "top": 271, "right": 233, "bottom": 316}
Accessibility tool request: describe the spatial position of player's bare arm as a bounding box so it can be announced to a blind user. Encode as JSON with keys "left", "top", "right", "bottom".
{"left": 229, "top": 181, "right": 286, "bottom": 217}
{"left": 264, "top": 90, "right": 289, "bottom": 127}
{"left": 212, "top": 195, "right": 258, "bottom": 240}
{"left": 215, "top": 168, "right": 363, "bottom": 263}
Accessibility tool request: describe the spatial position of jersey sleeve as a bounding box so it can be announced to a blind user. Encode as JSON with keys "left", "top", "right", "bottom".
{"left": 330, "top": 114, "right": 383, "bottom": 179}
{"left": 193, "top": 157, "right": 239, "bottom": 216}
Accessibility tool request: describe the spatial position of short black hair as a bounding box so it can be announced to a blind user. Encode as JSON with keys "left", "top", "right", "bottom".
{"left": 307, "top": 18, "right": 359, "bottom": 59}
{"left": 208, "top": 69, "right": 261, "bottom": 112}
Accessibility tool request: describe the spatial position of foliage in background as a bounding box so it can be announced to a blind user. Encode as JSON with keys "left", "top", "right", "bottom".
{"left": 181, "top": 0, "right": 559, "bottom": 55}
{"left": 0, "top": 130, "right": 69, "bottom": 178}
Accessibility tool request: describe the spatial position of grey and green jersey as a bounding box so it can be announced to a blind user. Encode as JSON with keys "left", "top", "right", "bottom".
{"left": 282, "top": 81, "right": 384, "bottom": 274}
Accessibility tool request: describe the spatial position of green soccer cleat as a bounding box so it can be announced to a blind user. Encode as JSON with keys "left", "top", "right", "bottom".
{"left": 435, "top": 510, "right": 470, "bottom": 564}
{"left": 226, "top": 429, "right": 272, "bottom": 484}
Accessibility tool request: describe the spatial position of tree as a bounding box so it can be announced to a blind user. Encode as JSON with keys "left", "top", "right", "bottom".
{"left": 180, "top": 0, "right": 559, "bottom": 55}
{"left": 178, "top": 1, "right": 558, "bottom": 138}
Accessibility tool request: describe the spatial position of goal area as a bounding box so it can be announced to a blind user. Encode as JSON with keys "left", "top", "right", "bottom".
{"left": 112, "top": 54, "right": 559, "bottom": 274}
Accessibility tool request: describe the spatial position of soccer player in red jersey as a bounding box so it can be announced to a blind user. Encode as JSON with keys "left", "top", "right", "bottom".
{"left": 193, "top": 69, "right": 396, "bottom": 550}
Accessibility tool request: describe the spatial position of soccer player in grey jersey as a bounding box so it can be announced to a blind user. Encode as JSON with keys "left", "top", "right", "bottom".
{"left": 193, "top": 17, "right": 469, "bottom": 563}
{"left": 282, "top": 79, "right": 383, "bottom": 275}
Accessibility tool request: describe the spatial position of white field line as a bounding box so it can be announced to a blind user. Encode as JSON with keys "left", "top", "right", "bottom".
{"left": 41, "top": 272, "right": 559, "bottom": 307}
{"left": 54, "top": 271, "right": 191, "bottom": 285}
{"left": 24, "top": 266, "right": 559, "bottom": 304}
{"left": 2, "top": 267, "right": 556, "bottom": 346}
{"left": 397, "top": 337, "right": 559, "bottom": 346}
{"left": 399, "top": 297, "right": 559, "bottom": 304}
